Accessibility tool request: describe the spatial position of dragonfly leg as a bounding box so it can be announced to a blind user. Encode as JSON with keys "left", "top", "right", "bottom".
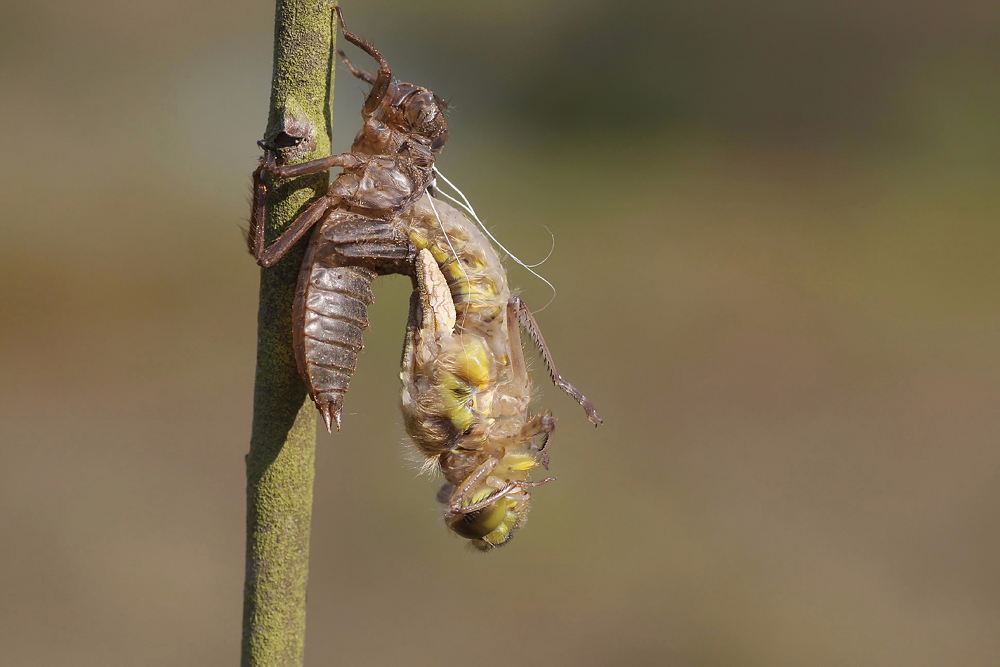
{"left": 508, "top": 297, "right": 602, "bottom": 426}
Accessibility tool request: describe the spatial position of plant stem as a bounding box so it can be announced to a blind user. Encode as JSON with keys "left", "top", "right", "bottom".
{"left": 242, "top": 2, "right": 336, "bottom": 666}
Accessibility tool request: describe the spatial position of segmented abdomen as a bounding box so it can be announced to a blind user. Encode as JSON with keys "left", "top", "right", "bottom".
{"left": 293, "top": 249, "right": 375, "bottom": 431}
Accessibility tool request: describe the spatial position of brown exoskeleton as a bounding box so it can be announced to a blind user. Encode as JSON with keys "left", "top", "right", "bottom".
{"left": 249, "top": 8, "right": 448, "bottom": 431}
{"left": 250, "top": 9, "right": 601, "bottom": 548}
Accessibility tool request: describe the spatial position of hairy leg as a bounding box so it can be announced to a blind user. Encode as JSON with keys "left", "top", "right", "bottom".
{"left": 446, "top": 457, "right": 500, "bottom": 514}
{"left": 519, "top": 412, "right": 555, "bottom": 469}
{"left": 446, "top": 455, "right": 555, "bottom": 515}
{"left": 509, "top": 297, "right": 603, "bottom": 426}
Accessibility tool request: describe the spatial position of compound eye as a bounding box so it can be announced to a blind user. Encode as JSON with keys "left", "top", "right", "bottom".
{"left": 413, "top": 93, "right": 447, "bottom": 126}
{"left": 430, "top": 128, "right": 449, "bottom": 152}
{"left": 446, "top": 491, "right": 508, "bottom": 540}
{"left": 404, "top": 96, "right": 434, "bottom": 127}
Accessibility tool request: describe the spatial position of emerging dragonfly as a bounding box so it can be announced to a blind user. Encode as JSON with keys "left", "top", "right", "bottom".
{"left": 249, "top": 8, "right": 601, "bottom": 549}
{"left": 400, "top": 193, "right": 600, "bottom": 549}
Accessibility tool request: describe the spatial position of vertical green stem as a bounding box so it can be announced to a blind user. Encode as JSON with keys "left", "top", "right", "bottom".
{"left": 242, "top": 2, "right": 336, "bottom": 666}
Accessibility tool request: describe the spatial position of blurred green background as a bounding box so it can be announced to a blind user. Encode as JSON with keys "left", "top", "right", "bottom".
{"left": 2, "top": 1, "right": 999, "bottom": 665}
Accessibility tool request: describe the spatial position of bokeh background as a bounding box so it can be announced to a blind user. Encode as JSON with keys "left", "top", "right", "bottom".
{"left": 2, "top": 1, "right": 999, "bottom": 665}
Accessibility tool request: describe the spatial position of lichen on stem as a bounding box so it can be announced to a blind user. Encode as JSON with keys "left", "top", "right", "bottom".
{"left": 241, "top": 2, "right": 337, "bottom": 666}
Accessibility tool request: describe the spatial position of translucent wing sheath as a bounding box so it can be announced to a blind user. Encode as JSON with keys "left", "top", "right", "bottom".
{"left": 249, "top": 9, "right": 599, "bottom": 548}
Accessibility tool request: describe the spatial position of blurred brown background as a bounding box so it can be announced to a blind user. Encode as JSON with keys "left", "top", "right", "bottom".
{"left": 2, "top": 1, "right": 999, "bottom": 665}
